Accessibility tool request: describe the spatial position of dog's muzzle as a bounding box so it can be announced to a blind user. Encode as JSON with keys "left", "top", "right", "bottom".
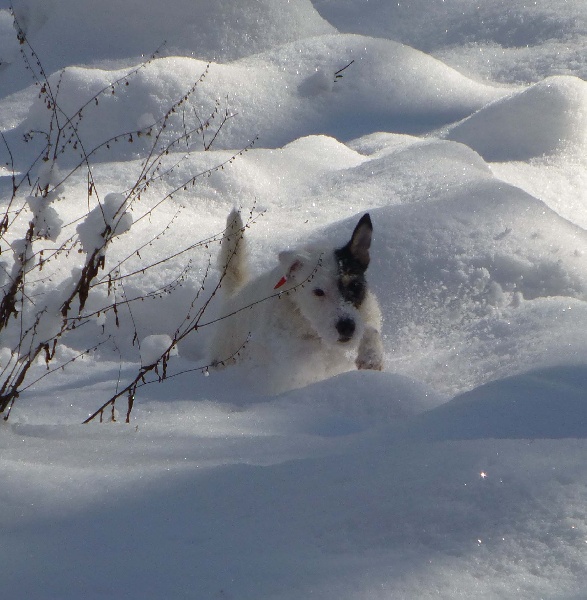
{"left": 336, "top": 317, "right": 356, "bottom": 343}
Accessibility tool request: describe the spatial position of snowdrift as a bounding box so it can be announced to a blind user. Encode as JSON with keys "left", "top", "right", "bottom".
{"left": 447, "top": 75, "right": 587, "bottom": 160}
{"left": 8, "top": 34, "right": 506, "bottom": 169}
{"left": 404, "top": 364, "right": 587, "bottom": 441}
{"left": 1, "top": 0, "right": 587, "bottom": 598}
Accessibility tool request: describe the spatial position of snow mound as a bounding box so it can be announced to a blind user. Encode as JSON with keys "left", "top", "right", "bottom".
{"left": 491, "top": 157, "right": 587, "bottom": 231}
{"left": 140, "top": 334, "right": 177, "bottom": 366}
{"left": 315, "top": 162, "right": 587, "bottom": 392}
{"left": 76, "top": 192, "right": 133, "bottom": 254}
{"left": 330, "top": 138, "right": 493, "bottom": 208}
{"left": 12, "top": 34, "right": 506, "bottom": 165}
{"left": 322, "top": 150, "right": 587, "bottom": 325}
{"left": 266, "top": 370, "right": 446, "bottom": 436}
{"left": 404, "top": 364, "right": 587, "bottom": 440}
{"left": 372, "top": 181, "right": 586, "bottom": 310}
{"left": 446, "top": 76, "right": 587, "bottom": 160}
{"left": 313, "top": 0, "right": 587, "bottom": 85}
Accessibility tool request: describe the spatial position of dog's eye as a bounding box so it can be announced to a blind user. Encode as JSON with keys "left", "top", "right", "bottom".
{"left": 313, "top": 288, "right": 325, "bottom": 297}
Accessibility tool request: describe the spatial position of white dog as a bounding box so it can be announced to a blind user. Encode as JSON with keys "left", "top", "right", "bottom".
{"left": 208, "top": 210, "right": 384, "bottom": 392}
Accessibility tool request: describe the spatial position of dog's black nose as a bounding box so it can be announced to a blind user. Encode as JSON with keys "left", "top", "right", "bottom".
{"left": 336, "top": 317, "right": 355, "bottom": 342}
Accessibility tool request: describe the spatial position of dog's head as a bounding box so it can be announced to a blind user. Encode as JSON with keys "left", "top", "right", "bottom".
{"left": 276, "top": 214, "right": 373, "bottom": 346}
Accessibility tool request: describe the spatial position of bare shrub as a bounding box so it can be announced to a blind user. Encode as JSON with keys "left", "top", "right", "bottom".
{"left": 0, "top": 12, "right": 258, "bottom": 422}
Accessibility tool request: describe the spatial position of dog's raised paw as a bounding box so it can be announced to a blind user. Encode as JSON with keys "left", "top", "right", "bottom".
{"left": 356, "top": 356, "right": 383, "bottom": 371}
{"left": 355, "top": 325, "right": 384, "bottom": 370}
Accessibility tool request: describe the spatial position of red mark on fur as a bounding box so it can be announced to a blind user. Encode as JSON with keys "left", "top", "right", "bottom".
{"left": 274, "top": 276, "right": 288, "bottom": 289}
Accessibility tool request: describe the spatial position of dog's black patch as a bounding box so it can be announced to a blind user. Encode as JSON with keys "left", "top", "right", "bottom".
{"left": 334, "top": 248, "right": 367, "bottom": 307}
{"left": 334, "top": 213, "right": 372, "bottom": 307}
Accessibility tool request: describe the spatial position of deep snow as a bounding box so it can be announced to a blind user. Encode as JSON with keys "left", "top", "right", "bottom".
{"left": 1, "top": 0, "right": 587, "bottom": 598}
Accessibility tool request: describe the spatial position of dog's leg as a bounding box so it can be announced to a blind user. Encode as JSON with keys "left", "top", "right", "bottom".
{"left": 356, "top": 291, "right": 384, "bottom": 370}
{"left": 356, "top": 327, "right": 384, "bottom": 370}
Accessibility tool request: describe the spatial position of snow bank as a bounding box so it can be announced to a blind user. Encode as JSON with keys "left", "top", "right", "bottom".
{"left": 313, "top": 0, "right": 587, "bottom": 83}
{"left": 491, "top": 156, "right": 587, "bottom": 231}
{"left": 10, "top": 0, "right": 335, "bottom": 69}
{"left": 1, "top": 0, "right": 587, "bottom": 598}
{"left": 370, "top": 181, "right": 587, "bottom": 312}
{"left": 11, "top": 130, "right": 583, "bottom": 393}
{"left": 317, "top": 142, "right": 587, "bottom": 315}
{"left": 3, "top": 404, "right": 587, "bottom": 599}
{"left": 313, "top": 0, "right": 585, "bottom": 52}
{"left": 403, "top": 364, "right": 587, "bottom": 441}
{"left": 447, "top": 76, "right": 587, "bottom": 160}
{"left": 10, "top": 34, "right": 506, "bottom": 168}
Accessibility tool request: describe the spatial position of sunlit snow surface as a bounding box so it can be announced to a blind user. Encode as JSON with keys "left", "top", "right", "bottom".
{"left": 1, "top": 0, "right": 586, "bottom": 598}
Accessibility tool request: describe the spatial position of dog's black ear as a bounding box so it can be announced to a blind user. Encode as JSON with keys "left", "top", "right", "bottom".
{"left": 341, "top": 213, "right": 372, "bottom": 270}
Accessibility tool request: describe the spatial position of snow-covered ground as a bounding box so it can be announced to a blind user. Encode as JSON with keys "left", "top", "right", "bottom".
{"left": 1, "top": 0, "right": 586, "bottom": 598}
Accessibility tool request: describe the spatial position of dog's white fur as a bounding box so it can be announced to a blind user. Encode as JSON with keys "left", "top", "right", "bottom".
{"left": 208, "top": 210, "right": 384, "bottom": 392}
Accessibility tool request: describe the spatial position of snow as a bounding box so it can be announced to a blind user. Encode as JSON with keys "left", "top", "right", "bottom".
{"left": 0, "top": 0, "right": 586, "bottom": 598}
{"left": 76, "top": 192, "right": 133, "bottom": 255}
{"left": 140, "top": 334, "right": 177, "bottom": 366}
{"left": 446, "top": 75, "right": 587, "bottom": 161}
